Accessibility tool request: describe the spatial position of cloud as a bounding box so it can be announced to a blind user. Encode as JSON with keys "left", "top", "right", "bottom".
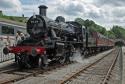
{"left": 95, "top": 0, "right": 125, "bottom": 7}
{"left": 19, "top": 0, "right": 125, "bottom": 29}
{"left": 1, "top": 0, "right": 125, "bottom": 29}
{"left": 57, "top": 2, "right": 84, "bottom": 16}
{"left": 112, "top": 7, "right": 125, "bottom": 18}
{"left": 0, "top": 0, "right": 22, "bottom": 12}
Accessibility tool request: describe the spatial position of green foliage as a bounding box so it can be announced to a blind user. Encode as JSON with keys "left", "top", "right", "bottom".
{"left": 115, "top": 41, "right": 125, "bottom": 46}
{"left": 107, "top": 31, "right": 115, "bottom": 39}
{"left": 0, "top": 15, "right": 27, "bottom": 23}
{"left": 111, "top": 26, "right": 125, "bottom": 39}
{"left": 0, "top": 13, "right": 2, "bottom": 16}
{"left": 75, "top": 18, "right": 107, "bottom": 36}
{"left": 75, "top": 18, "right": 84, "bottom": 25}
{"left": 75, "top": 18, "right": 125, "bottom": 39}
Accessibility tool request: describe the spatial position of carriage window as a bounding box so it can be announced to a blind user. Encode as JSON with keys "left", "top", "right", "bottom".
{"left": 1, "top": 26, "right": 14, "bottom": 35}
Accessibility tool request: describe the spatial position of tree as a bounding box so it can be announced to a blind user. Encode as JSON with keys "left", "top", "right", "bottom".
{"left": 111, "top": 25, "right": 125, "bottom": 39}
{"left": 75, "top": 18, "right": 84, "bottom": 25}
{"left": 75, "top": 18, "right": 125, "bottom": 40}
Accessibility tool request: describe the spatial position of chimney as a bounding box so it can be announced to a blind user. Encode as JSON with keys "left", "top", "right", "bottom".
{"left": 38, "top": 5, "right": 48, "bottom": 16}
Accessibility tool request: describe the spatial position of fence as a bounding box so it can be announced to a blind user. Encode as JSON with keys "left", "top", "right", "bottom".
{"left": 0, "top": 37, "right": 15, "bottom": 63}
{"left": 0, "top": 47, "right": 14, "bottom": 63}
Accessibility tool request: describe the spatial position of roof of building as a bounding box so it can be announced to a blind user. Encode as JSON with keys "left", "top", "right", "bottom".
{"left": 0, "top": 18, "right": 26, "bottom": 27}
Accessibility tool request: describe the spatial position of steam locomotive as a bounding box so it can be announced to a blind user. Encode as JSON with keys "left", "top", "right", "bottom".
{"left": 3, "top": 5, "right": 114, "bottom": 68}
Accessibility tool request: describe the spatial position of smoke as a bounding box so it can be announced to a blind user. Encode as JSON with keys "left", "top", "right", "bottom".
{"left": 72, "top": 49, "right": 90, "bottom": 64}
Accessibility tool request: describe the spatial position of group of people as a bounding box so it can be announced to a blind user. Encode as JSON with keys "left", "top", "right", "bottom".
{"left": 15, "top": 32, "right": 26, "bottom": 44}
{"left": 0, "top": 32, "right": 26, "bottom": 49}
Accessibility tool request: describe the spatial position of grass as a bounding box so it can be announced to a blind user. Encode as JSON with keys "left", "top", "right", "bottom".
{"left": 0, "top": 15, "right": 27, "bottom": 26}
{"left": 0, "top": 15, "right": 27, "bottom": 23}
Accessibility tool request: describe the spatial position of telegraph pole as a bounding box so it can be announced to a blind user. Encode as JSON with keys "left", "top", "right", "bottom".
{"left": 85, "top": 26, "right": 88, "bottom": 48}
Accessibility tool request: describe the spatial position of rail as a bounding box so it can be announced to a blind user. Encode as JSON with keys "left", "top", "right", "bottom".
{"left": 58, "top": 48, "right": 119, "bottom": 84}
{"left": 101, "top": 47, "right": 121, "bottom": 84}
{"left": 0, "top": 48, "right": 116, "bottom": 84}
{"left": 0, "top": 62, "right": 70, "bottom": 84}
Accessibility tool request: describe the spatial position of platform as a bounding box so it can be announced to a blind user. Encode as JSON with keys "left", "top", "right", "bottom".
{"left": 122, "top": 47, "right": 125, "bottom": 84}
{"left": 0, "top": 59, "right": 15, "bottom": 69}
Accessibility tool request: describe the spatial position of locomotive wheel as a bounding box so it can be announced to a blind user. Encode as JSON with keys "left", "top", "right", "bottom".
{"left": 59, "top": 52, "right": 73, "bottom": 64}
{"left": 17, "top": 58, "right": 26, "bottom": 69}
{"left": 65, "top": 52, "right": 73, "bottom": 63}
{"left": 40, "top": 56, "right": 48, "bottom": 69}
{"left": 59, "top": 56, "right": 66, "bottom": 64}
{"left": 29, "top": 56, "right": 39, "bottom": 68}
{"left": 16, "top": 54, "right": 31, "bottom": 69}
{"left": 83, "top": 50, "right": 89, "bottom": 58}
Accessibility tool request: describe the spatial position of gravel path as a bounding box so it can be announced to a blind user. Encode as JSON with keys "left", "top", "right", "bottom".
{"left": 122, "top": 47, "right": 125, "bottom": 84}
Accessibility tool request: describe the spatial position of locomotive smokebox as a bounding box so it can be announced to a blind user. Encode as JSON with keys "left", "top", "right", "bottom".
{"left": 38, "top": 5, "right": 48, "bottom": 16}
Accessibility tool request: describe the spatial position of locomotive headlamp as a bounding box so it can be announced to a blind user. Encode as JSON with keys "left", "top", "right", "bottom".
{"left": 73, "top": 39, "right": 77, "bottom": 41}
{"left": 3, "top": 47, "right": 9, "bottom": 55}
{"left": 31, "top": 48, "right": 37, "bottom": 56}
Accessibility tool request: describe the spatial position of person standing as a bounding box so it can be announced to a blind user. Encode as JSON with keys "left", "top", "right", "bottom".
{"left": 15, "top": 32, "right": 22, "bottom": 45}
{"left": 0, "top": 37, "right": 4, "bottom": 62}
{"left": 5, "top": 36, "right": 11, "bottom": 47}
{"left": 20, "top": 33, "right": 25, "bottom": 40}
{"left": 0, "top": 37, "right": 4, "bottom": 48}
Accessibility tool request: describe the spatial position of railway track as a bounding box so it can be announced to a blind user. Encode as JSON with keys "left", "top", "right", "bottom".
{"left": 13, "top": 48, "right": 115, "bottom": 84}
{"left": 0, "top": 60, "right": 74, "bottom": 84}
{"left": 0, "top": 48, "right": 118, "bottom": 84}
{"left": 59, "top": 48, "right": 121, "bottom": 84}
{"left": 106, "top": 48, "right": 122, "bottom": 84}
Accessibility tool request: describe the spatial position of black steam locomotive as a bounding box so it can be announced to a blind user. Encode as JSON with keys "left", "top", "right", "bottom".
{"left": 3, "top": 5, "right": 114, "bottom": 68}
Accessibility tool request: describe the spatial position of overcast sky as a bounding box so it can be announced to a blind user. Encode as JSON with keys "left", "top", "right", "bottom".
{"left": 0, "top": 0, "right": 125, "bottom": 30}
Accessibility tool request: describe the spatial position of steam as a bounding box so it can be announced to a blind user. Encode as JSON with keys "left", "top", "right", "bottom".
{"left": 72, "top": 49, "right": 89, "bottom": 64}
